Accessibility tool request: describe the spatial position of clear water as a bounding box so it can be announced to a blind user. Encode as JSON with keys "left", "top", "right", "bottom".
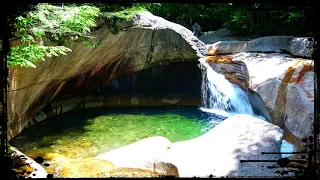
{"left": 281, "top": 140, "right": 296, "bottom": 158}
{"left": 10, "top": 107, "right": 222, "bottom": 160}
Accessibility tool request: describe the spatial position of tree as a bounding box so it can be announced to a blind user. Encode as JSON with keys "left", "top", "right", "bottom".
{"left": 7, "top": 3, "right": 100, "bottom": 68}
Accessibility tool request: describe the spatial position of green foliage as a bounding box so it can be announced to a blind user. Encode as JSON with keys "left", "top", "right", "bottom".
{"left": 133, "top": 3, "right": 251, "bottom": 32}
{"left": 8, "top": 3, "right": 100, "bottom": 68}
{"left": 223, "top": 5, "right": 250, "bottom": 31}
{"left": 6, "top": 143, "right": 15, "bottom": 157}
{"left": 286, "top": 11, "right": 305, "bottom": 24}
{"left": 8, "top": 45, "right": 71, "bottom": 68}
{"left": 133, "top": 3, "right": 311, "bottom": 36}
{"left": 101, "top": 6, "right": 146, "bottom": 34}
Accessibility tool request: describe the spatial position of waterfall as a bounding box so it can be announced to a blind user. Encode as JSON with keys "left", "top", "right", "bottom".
{"left": 199, "top": 58, "right": 255, "bottom": 118}
{"left": 198, "top": 58, "right": 294, "bottom": 158}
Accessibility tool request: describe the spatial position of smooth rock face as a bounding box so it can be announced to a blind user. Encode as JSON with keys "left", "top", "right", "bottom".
{"left": 135, "top": 11, "right": 207, "bottom": 57}
{"left": 94, "top": 136, "right": 178, "bottom": 176}
{"left": 157, "top": 114, "right": 284, "bottom": 177}
{"left": 206, "top": 36, "right": 314, "bottom": 59}
{"left": 229, "top": 52, "right": 314, "bottom": 152}
{"left": 7, "top": 11, "right": 206, "bottom": 140}
{"left": 23, "top": 62, "right": 202, "bottom": 128}
{"left": 255, "top": 64, "right": 314, "bottom": 151}
{"left": 248, "top": 88, "right": 272, "bottom": 123}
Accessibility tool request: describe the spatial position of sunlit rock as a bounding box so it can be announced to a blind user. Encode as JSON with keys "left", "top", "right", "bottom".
{"left": 206, "top": 36, "right": 314, "bottom": 59}
{"left": 289, "top": 37, "right": 314, "bottom": 58}
{"left": 157, "top": 114, "right": 284, "bottom": 177}
{"left": 230, "top": 52, "right": 314, "bottom": 152}
{"left": 94, "top": 136, "right": 178, "bottom": 176}
{"left": 9, "top": 147, "right": 48, "bottom": 178}
{"left": 255, "top": 62, "right": 314, "bottom": 152}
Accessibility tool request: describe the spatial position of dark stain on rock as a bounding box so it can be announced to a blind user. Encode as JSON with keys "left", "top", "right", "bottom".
{"left": 56, "top": 56, "right": 136, "bottom": 98}
{"left": 34, "top": 157, "right": 44, "bottom": 164}
{"left": 8, "top": 79, "right": 61, "bottom": 139}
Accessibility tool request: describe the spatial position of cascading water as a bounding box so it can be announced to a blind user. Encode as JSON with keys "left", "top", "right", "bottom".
{"left": 198, "top": 58, "right": 295, "bottom": 157}
{"left": 199, "top": 58, "right": 255, "bottom": 118}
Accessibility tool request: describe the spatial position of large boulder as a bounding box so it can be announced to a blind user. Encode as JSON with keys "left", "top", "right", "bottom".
{"left": 94, "top": 136, "right": 178, "bottom": 177}
{"left": 230, "top": 52, "right": 314, "bottom": 152}
{"left": 206, "top": 36, "right": 314, "bottom": 59}
{"left": 255, "top": 61, "right": 314, "bottom": 152}
{"left": 7, "top": 11, "right": 206, "bottom": 140}
{"left": 157, "top": 114, "right": 284, "bottom": 177}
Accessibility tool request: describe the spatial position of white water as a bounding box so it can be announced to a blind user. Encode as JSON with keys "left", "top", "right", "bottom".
{"left": 199, "top": 58, "right": 255, "bottom": 118}
{"left": 199, "top": 58, "right": 295, "bottom": 158}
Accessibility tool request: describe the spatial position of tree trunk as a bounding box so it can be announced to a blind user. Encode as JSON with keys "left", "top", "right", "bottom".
{"left": 248, "top": 3, "right": 271, "bottom": 36}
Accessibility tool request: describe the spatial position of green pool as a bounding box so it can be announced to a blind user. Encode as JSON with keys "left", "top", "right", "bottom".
{"left": 10, "top": 107, "right": 217, "bottom": 160}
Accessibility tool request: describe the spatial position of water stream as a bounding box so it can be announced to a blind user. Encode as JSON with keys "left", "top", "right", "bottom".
{"left": 199, "top": 58, "right": 255, "bottom": 117}
{"left": 198, "top": 58, "right": 295, "bottom": 158}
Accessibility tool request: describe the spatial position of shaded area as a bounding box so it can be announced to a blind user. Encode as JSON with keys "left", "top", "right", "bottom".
{"left": 56, "top": 62, "right": 202, "bottom": 106}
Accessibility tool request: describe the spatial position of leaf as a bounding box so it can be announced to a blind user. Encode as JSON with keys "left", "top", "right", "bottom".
{"left": 24, "top": 59, "right": 37, "bottom": 68}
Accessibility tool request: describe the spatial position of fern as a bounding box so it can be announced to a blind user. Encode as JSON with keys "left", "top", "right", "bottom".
{"left": 101, "top": 6, "right": 145, "bottom": 34}
{"left": 9, "top": 3, "right": 100, "bottom": 68}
